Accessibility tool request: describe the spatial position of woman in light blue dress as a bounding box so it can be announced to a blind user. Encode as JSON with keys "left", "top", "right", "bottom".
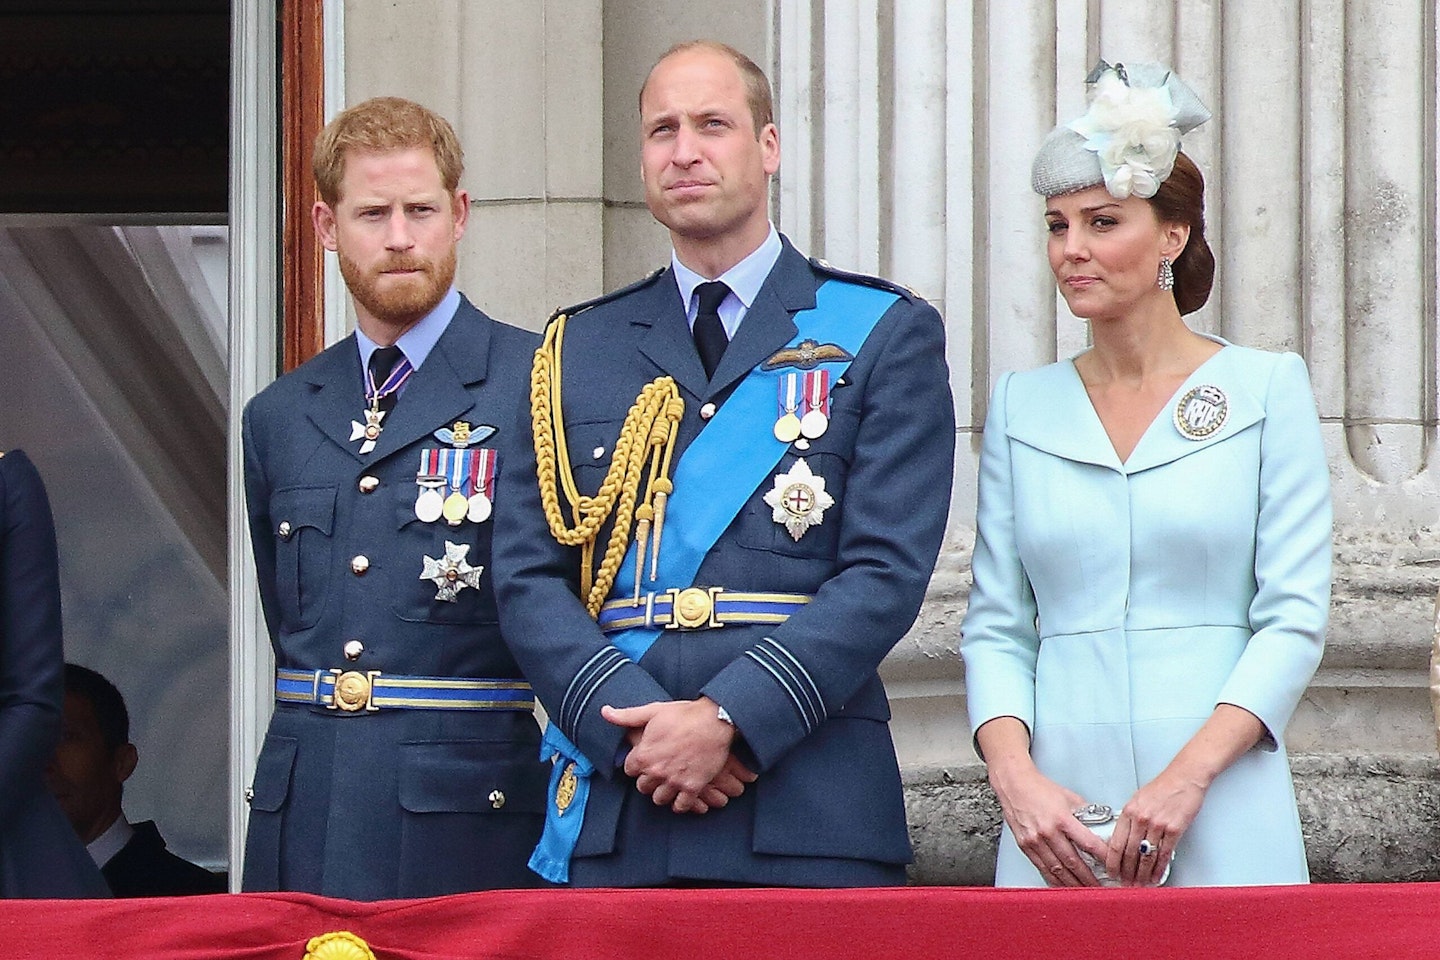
{"left": 961, "top": 62, "right": 1331, "bottom": 887}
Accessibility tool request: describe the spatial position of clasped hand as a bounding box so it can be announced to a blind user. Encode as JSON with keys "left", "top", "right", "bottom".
{"left": 601, "top": 698, "right": 757, "bottom": 814}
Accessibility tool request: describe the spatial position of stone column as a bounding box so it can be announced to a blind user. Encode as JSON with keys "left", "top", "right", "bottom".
{"left": 343, "top": 0, "right": 606, "bottom": 330}
{"left": 774, "top": 0, "right": 1440, "bottom": 883}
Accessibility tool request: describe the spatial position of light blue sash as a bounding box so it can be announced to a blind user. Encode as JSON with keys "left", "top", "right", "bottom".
{"left": 530, "top": 279, "right": 900, "bottom": 882}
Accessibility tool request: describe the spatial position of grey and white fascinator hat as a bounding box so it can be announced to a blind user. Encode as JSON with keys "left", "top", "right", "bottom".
{"left": 1032, "top": 61, "right": 1211, "bottom": 199}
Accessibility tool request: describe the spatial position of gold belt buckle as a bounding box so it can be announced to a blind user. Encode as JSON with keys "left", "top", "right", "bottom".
{"left": 666, "top": 586, "right": 723, "bottom": 630}
{"left": 329, "top": 669, "right": 381, "bottom": 712}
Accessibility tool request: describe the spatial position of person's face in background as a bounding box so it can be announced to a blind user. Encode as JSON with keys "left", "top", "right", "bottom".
{"left": 46, "top": 691, "right": 136, "bottom": 844}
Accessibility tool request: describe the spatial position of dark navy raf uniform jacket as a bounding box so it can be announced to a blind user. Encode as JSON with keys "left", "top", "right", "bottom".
{"left": 241, "top": 298, "right": 549, "bottom": 899}
{"left": 493, "top": 240, "right": 956, "bottom": 886}
{"left": 0, "top": 450, "right": 110, "bottom": 898}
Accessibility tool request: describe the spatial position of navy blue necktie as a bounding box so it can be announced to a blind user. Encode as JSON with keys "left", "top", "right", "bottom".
{"left": 692, "top": 281, "right": 730, "bottom": 380}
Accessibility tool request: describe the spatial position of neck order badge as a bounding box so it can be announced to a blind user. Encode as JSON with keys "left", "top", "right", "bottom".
{"left": 351, "top": 346, "right": 414, "bottom": 454}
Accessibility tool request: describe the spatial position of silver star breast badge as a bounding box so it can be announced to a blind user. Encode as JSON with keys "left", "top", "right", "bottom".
{"left": 419, "top": 540, "right": 484, "bottom": 602}
{"left": 763, "top": 457, "right": 836, "bottom": 541}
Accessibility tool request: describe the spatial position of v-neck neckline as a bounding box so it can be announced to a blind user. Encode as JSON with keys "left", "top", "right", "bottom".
{"left": 1067, "top": 336, "right": 1230, "bottom": 468}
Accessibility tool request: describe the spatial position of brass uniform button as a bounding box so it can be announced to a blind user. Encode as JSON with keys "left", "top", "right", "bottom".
{"left": 277, "top": 521, "right": 292, "bottom": 540}
{"left": 358, "top": 475, "right": 380, "bottom": 493}
{"left": 699, "top": 402, "right": 717, "bottom": 420}
{"left": 350, "top": 555, "right": 370, "bottom": 575}
{"left": 343, "top": 640, "right": 364, "bottom": 661}
{"left": 488, "top": 789, "right": 506, "bottom": 810}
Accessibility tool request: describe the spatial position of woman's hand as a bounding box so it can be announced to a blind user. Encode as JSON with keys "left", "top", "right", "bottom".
{"left": 977, "top": 717, "right": 1110, "bottom": 887}
{"left": 1107, "top": 703, "right": 1269, "bottom": 886}
{"left": 1106, "top": 767, "right": 1205, "bottom": 886}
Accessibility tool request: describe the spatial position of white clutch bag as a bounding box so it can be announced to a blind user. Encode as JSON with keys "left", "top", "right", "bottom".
{"left": 1073, "top": 803, "right": 1173, "bottom": 886}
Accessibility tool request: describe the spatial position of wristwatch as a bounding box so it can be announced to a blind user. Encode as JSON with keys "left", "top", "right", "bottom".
{"left": 716, "top": 704, "right": 735, "bottom": 726}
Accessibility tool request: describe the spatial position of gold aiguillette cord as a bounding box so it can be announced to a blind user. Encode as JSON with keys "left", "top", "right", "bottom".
{"left": 531, "top": 313, "right": 684, "bottom": 617}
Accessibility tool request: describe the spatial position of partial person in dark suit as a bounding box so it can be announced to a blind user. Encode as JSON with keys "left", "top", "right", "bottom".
{"left": 0, "top": 450, "right": 109, "bottom": 898}
{"left": 241, "top": 96, "right": 549, "bottom": 899}
{"left": 47, "top": 664, "right": 226, "bottom": 897}
{"left": 493, "top": 41, "right": 955, "bottom": 886}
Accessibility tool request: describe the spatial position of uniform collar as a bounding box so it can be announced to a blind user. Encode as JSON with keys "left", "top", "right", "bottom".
{"left": 670, "top": 224, "right": 782, "bottom": 338}
{"left": 354, "top": 285, "right": 461, "bottom": 373}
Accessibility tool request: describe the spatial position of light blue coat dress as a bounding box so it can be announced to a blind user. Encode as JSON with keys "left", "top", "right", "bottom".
{"left": 961, "top": 341, "right": 1331, "bottom": 886}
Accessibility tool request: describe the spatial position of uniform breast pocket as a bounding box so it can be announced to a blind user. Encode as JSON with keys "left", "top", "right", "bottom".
{"left": 735, "top": 450, "right": 850, "bottom": 561}
{"left": 391, "top": 486, "right": 499, "bottom": 625}
{"left": 270, "top": 486, "right": 336, "bottom": 630}
{"left": 397, "top": 739, "right": 548, "bottom": 893}
{"left": 563, "top": 417, "right": 627, "bottom": 499}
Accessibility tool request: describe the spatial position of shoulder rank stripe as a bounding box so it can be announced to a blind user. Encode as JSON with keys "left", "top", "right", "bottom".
{"left": 808, "top": 257, "right": 924, "bottom": 302}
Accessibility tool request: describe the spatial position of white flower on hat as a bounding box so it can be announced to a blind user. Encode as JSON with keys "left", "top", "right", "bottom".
{"left": 1067, "top": 67, "right": 1181, "bottom": 199}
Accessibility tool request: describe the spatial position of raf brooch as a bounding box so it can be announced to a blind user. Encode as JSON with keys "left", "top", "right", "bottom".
{"left": 763, "top": 458, "right": 835, "bottom": 541}
{"left": 1173, "top": 384, "right": 1228, "bottom": 440}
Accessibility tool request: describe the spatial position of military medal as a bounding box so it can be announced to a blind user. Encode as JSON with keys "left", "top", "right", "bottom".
{"left": 799, "top": 369, "right": 830, "bottom": 440}
{"left": 1174, "top": 384, "right": 1228, "bottom": 440}
{"left": 350, "top": 354, "right": 414, "bottom": 454}
{"left": 419, "top": 540, "right": 484, "bottom": 602}
{"left": 773, "top": 373, "right": 803, "bottom": 443}
{"left": 415, "top": 483, "right": 445, "bottom": 522}
{"left": 349, "top": 409, "right": 387, "bottom": 455}
{"left": 442, "top": 446, "right": 470, "bottom": 525}
{"left": 467, "top": 448, "right": 497, "bottom": 523}
{"left": 763, "top": 458, "right": 835, "bottom": 541}
{"left": 414, "top": 449, "right": 446, "bottom": 522}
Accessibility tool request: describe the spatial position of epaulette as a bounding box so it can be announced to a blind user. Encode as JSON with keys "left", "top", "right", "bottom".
{"left": 808, "top": 257, "right": 924, "bottom": 302}
{"left": 546, "top": 267, "right": 667, "bottom": 324}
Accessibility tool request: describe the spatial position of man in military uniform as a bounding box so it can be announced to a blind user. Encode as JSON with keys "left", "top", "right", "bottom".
{"left": 494, "top": 42, "right": 955, "bottom": 886}
{"left": 242, "top": 97, "right": 548, "bottom": 899}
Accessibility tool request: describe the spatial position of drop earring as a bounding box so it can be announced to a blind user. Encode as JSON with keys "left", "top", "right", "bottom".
{"left": 1158, "top": 257, "right": 1174, "bottom": 291}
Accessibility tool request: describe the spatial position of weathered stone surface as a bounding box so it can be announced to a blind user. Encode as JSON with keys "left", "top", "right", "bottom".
{"left": 902, "top": 755, "right": 1440, "bottom": 885}
{"left": 903, "top": 765, "right": 999, "bottom": 886}
{"left": 1293, "top": 755, "right": 1440, "bottom": 882}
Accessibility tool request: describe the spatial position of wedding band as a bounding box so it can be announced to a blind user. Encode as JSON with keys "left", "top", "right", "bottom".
{"left": 1138, "top": 839, "right": 1157, "bottom": 857}
{"left": 1049, "top": 864, "right": 1064, "bottom": 875}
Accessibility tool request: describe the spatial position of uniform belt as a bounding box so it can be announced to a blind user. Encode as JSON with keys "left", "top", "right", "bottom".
{"left": 597, "top": 588, "right": 812, "bottom": 633}
{"left": 274, "top": 668, "right": 534, "bottom": 713}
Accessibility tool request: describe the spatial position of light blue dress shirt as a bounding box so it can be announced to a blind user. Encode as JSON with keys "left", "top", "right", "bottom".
{"left": 670, "top": 225, "right": 783, "bottom": 340}
{"left": 354, "top": 286, "right": 461, "bottom": 393}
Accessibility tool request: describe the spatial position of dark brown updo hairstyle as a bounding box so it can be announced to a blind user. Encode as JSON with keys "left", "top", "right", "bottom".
{"left": 1144, "top": 151, "right": 1214, "bottom": 315}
